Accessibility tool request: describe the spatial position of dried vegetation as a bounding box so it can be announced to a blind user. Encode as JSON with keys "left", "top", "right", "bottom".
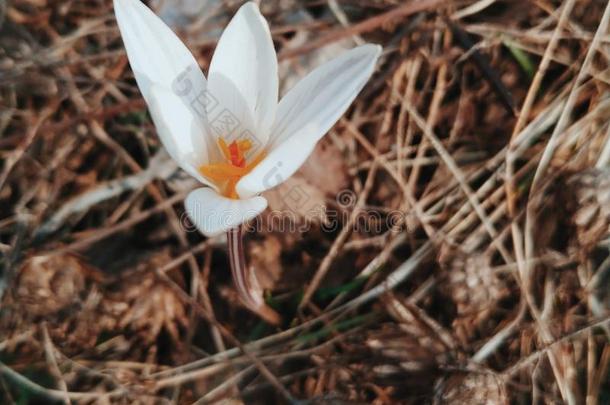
{"left": 1, "top": 0, "right": 609, "bottom": 403}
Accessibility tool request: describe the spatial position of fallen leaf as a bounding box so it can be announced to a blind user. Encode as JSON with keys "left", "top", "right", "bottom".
{"left": 263, "top": 175, "right": 327, "bottom": 224}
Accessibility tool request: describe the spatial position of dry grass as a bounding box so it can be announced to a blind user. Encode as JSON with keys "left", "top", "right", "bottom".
{"left": 1, "top": 0, "right": 609, "bottom": 403}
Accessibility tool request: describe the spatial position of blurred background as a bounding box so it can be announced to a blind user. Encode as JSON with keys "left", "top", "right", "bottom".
{"left": 1, "top": 0, "right": 609, "bottom": 403}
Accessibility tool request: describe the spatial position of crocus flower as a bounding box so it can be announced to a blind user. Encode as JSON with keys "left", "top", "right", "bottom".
{"left": 114, "top": 0, "right": 381, "bottom": 322}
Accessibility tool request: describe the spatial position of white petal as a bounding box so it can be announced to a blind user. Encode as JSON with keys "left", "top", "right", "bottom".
{"left": 148, "top": 85, "right": 215, "bottom": 188}
{"left": 269, "top": 44, "right": 381, "bottom": 149}
{"left": 114, "top": 0, "right": 207, "bottom": 104}
{"left": 185, "top": 188, "right": 267, "bottom": 236}
{"left": 206, "top": 2, "right": 278, "bottom": 150}
{"left": 236, "top": 44, "right": 381, "bottom": 198}
{"left": 236, "top": 124, "right": 317, "bottom": 198}
{"left": 114, "top": 0, "right": 215, "bottom": 162}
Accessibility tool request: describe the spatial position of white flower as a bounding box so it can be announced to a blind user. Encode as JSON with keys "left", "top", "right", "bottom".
{"left": 114, "top": 0, "right": 381, "bottom": 236}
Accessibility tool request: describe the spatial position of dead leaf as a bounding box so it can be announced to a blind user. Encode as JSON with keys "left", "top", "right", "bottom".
{"left": 297, "top": 142, "right": 350, "bottom": 196}
{"left": 248, "top": 234, "right": 283, "bottom": 290}
{"left": 108, "top": 253, "right": 189, "bottom": 344}
{"left": 263, "top": 137, "right": 350, "bottom": 224}
{"left": 12, "top": 253, "right": 103, "bottom": 317}
{"left": 264, "top": 175, "right": 327, "bottom": 224}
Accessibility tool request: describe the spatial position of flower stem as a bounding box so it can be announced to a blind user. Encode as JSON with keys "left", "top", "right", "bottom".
{"left": 227, "top": 226, "right": 280, "bottom": 325}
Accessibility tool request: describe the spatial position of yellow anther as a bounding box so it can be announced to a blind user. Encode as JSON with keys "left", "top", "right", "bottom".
{"left": 238, "top": 139, "right": 252, "bottom": 151}
{"left": 199, "top": 163, "right": 248, "bottom": 181}
{"left": 199, "top": 137, "right": 266, "bottom": 199}
{"left": 218, "top": 137, "right": 232, "bottom": 161}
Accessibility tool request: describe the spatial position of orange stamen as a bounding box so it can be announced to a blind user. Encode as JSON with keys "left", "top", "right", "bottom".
{"left": 218, "top": 137, "right": 232, "bottom": 161}
{"left": 199, "top": 137, "right": 266, "bottom": 199}
{"left": 226, "top": 177, "right": 240, "bottom": 199}
{"left": 238, "top": 139, "right": 252, "bottom": 151}
{"left": 199, "top": 163, "right": 248, "bottom": 180}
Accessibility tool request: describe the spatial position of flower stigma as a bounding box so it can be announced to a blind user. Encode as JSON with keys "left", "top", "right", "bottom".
{"left": 199, "top": 138, "right": 266, "bottom": 199}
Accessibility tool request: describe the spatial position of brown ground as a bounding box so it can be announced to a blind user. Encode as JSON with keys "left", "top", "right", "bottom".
{"left": 1, "top": 0, "right": 609, "bottom": 404}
